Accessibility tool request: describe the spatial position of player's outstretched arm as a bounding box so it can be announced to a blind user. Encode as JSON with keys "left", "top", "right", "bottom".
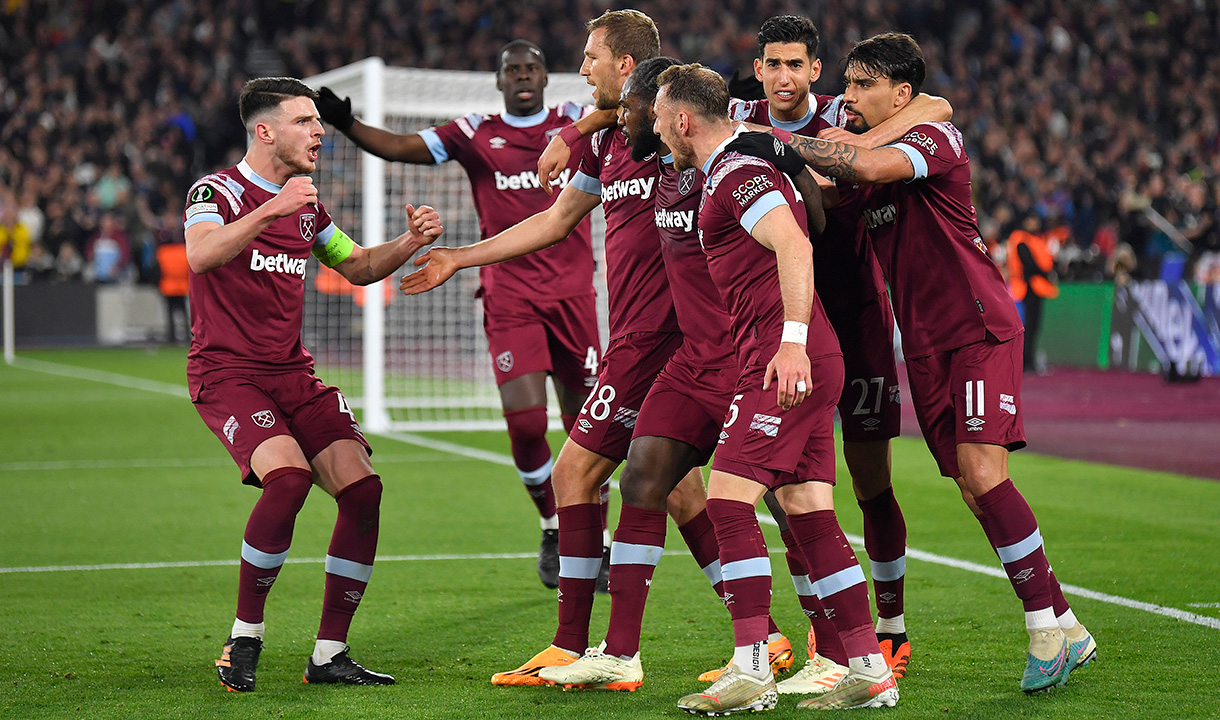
{"left": 185, "top": 176, "right": 317, "bottom": 273}
{"left": 538, "top": 108, "right": 618, "bottom": 194}
{"left": 819, "top": 93, "right": 952, "bottom": 148}
{"left": 400, "top": 184, "right": 600, "bottom": 295}
{"left": 335, "top": 204, "right": 443, "bottom": 286}
{"left": 316, "top": 87, "right": 435, "bottom": 164}
{"left": 785, "top": 134, "right": 915, "bottom": 185}
{"left": 751, "top": 206, "right": 815, "bottom": 411}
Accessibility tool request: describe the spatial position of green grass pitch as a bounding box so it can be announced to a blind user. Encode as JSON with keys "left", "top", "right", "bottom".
{"left": 2, "top": 347, "right": 1218, "bottom": 719}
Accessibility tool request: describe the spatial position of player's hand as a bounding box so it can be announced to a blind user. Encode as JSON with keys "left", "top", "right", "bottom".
{"left": 400, "top": 247, "right": 459, "bottom": 295}
{"left": 316, "top": 87, "right": 355, "bottom": 132}
{"left": 265, "top": 177, "right": 318, "bottom": 218}
{"left": 816, "top": 126, "right": 864, "bottom": 146}
{"left": 537, "top": 134, "right": 572, "bottom": 196}
{"left": 762, "top": 342, "right": 812, "bottom": 411}
{"left": 727, "top": 131, "right": 807, "bottom": 179}
{"left": 406, "top": 203, "right": 443, "bottom": 243}
{"left": 727, "top": 68, "right": 765, "bottom": 101}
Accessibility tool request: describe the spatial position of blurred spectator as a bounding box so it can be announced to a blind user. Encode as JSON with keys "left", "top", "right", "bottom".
{"left": 55, "top": 243, "right": 85, "bottom": 283}
{"left": 155, "top": 211, "right": 189, "bottom": 344}
{"left": 85, "top": 213, "right": 130, "bottom": 283}
{"left": 1007, "top": 212, "right": 1060, "bottom": 373}
{"left": 0, "top": 202, "right": 31, "bottom": 275}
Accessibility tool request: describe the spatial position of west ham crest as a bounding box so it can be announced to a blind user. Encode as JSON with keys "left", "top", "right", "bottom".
{"left": 496, "top": 351, "right": 514, "bottom": 372}
{"left": 251, "top": 410, "right": 276, "bottom": 428}
{"left": 679, "top": 168, "right": 697, "bottom": 195}
{"left": 300, "top": 213, "right": 316, "bottom": 241}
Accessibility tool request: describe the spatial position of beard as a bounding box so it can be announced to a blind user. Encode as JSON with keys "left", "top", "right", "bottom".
{"left": 671, "top": 141, "right": 697, "bottom": 171}
{"left": 844, "top": 113, "right": 871, "bottom": 134}
{"left": 627, "top": 124, "right": 662, "bottom": 162}
{"left": 275, "top": 144, "right": 315, "bottom": 175}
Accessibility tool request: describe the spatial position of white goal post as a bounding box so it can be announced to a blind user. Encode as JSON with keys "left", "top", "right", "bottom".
{"left": 303, "top": 58, "right": 607, "bottom": 432}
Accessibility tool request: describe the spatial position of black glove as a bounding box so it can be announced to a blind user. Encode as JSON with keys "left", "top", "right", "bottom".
{"left": 727, "top": 131, "right": 807, "bottom": 179}
{"left": 316, "top": 87, "right": 355, "bottom": 132}
{"left": 727, "top": 68, "right": 765, "bottom": 101}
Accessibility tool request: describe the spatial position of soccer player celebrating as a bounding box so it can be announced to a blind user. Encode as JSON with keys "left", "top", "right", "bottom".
{"left": 737, "top": 14, "right": 953, "bottom": 692}
{"left": 765, "top": 32, "right": 1097, "bottom": 693}
{"left": 183, "top": 77, "right": 442, "bottom": 691}
{"left": 315, "top": 40, "right": 600, "bottom": 590}
{"left": 654, "top": 64, "right": 899, "bottom": 713}
{"left": 536, "top": 56, "right": 807, "bottom": 693}
{"left": 402, "top": 10, "right": 791, "bottom": 688}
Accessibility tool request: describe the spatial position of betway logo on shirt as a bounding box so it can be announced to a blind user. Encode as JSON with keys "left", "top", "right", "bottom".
{"left": 602, "top": 176, "right": 655, "bottom": 203}
{"left": 495, "top": 168, "right": 571, "bottom": 191}
{"left": 862, "top": 203, "right": 898, "bottom": 229}
{"left": 655, "top": 207, "right": 695, "bottom": 233}
{"left": 250, "top": 249, "right": 307, "bottom": 277}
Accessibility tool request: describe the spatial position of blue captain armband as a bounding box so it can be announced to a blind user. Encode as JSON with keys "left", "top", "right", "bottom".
{"left": 312, "top": 226, "right": 356, "bottom": 267}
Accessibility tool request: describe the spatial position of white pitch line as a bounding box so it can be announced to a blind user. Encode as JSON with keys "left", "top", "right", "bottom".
{"left": 1, "top": 452, "right": 478, "bottom": 473}
{"left": 12, "top": 357, "right": 1220, "bottom": 631}
{"left": 10, "top": 356, "right": 191, "bottom": 398}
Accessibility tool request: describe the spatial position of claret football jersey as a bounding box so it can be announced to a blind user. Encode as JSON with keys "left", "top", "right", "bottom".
{"left": 654, "top": 156, "right": 734, "bottom": 369}
{"left": 420, "top": 103, "right": 594, "bottom": 301}
{"left": 570, "top": 127, "right": 679, "bottom": 340}
{"left": 852, "top": 121, "right": 1022, "bottom": 358}
{"left": 182, "top": 161, "right": 344, "bottom": 396}
{"left": 698, "top": 130, "right": 840, "bottom": 369}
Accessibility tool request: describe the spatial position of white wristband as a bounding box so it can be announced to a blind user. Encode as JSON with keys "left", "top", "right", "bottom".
{"left": 781, "top": 321, "right": 808, "bottom": 345}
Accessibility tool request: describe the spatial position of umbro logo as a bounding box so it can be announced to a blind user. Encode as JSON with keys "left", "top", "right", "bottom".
{"left": 862, "top": 417, "right": 881, "bottom": 428}
{"left": 879, "top": 592, "right": 897, "bottom": 603}
{"left": 256, "top": 576, "right": 277, "bottom": 587}
{"left": 344, "top": 590, "right": 363, "bottom": 603}
{"left": 578, "top": 418, "right": 593, "bottom": 432}
{"left": 966, "top": 417, "right": 985, "bottom": 430}
{"left": 718, "top": 430, "right": 729, "bottom": 445}
{"left": 490, "top": 136, "right": 507, "bottom": 149}
{"left": 721, "top": 591, "right": 734, "bottom": 607}
{"left": 1013, "top": 568, "right": 1035, "bottom": 584}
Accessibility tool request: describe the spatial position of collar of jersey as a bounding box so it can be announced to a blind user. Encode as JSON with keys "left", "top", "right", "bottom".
{"left": 768, "top": 105, "right": 814, "bottom": 133}
{"left": 501, "top": 107, "right": 550, "bottom": 128}
{"left": 702, "top": 125, "right": 749, "bottom": 175}
{"left": 237, "top": 160, "right": 284, "bottom": 193}
{"left": 661, "top": 152, "right": 674, "bottom": 166}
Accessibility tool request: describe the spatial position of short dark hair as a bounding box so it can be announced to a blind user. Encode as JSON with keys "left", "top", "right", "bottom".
{"left": 238, "top": 77, "right": 318, "bottom": 127}
{"left": 587, "top": 9, "right": 660, "bottom": 63}
{"left": 845, "top": 32, "right": 925, "bottom": 95}
{"left": 499, "top": 39, "right": 546, "bottom": 70}
{"left": 624, "top": 56, "right": 682, "bottom": 105}
{"left": 656, "top": 63, "right": 729, "bottom": 122}
{"left": 756, "top": 15, "right": 819, "bottom": 60}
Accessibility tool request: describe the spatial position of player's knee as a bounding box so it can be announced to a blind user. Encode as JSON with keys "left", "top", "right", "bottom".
{"left": 337, "top": 474, "right": 382, "bottom": 516}
{"left": 504, "top": 406, "right": 549, "bottom": 445}
{"left": 260, "top": 466, "right": 314, "bottom": 513}
{"left": 618, "top": 465, "right": 669, "bottom": 510}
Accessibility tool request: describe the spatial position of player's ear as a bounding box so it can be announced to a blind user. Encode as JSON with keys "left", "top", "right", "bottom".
{"left": 809, "top": 58, "right": 822, "bottom": 84}
{"left": 753, "top": 57, "right": 764, "bottom": 82}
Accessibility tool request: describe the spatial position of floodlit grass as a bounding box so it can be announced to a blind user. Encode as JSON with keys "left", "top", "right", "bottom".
{"left": 2, "top": 348, "right": 1218, "bottom": 719}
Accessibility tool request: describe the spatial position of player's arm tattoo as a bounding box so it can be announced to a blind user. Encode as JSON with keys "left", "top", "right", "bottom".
{"left": 787, "top": 136, "right": 861, "bottom": 181}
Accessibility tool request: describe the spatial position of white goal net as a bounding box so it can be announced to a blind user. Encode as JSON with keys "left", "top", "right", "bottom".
{"left": 303, "top": 59, "right": 607, "bottom": 432}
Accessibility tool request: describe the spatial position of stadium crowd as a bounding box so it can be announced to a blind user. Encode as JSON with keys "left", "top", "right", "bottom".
{"left": 2, "top": 0, "right": 1218, "bottom": 285}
